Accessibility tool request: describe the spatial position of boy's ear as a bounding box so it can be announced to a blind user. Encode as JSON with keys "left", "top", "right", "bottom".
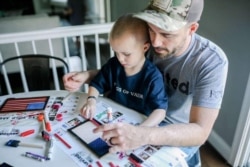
{"left": 143, "top": 42, "right": 150, "bottom": 52}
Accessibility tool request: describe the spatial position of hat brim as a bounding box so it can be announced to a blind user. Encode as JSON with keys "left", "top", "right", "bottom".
{"left": 134, "top": 10, "right": 187, "bottom": 32}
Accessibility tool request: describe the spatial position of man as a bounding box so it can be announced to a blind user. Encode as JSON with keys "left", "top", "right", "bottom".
{"left": 64, "top": 0, "right": 86, "bottom": 26}
{"left": 63, "top": 0, "right": 228, "bottom": 166}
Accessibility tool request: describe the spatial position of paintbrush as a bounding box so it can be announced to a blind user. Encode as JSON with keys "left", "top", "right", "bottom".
{"left": 61, "top": 92, "right": 72, "bottom": 103}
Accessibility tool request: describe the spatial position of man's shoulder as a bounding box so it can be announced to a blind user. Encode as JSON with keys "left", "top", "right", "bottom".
{"left": 194, "top": 34, "right": 227, "bottom": 57}
{"left": 192, "top": 34, "right": 228, "bottom": 64}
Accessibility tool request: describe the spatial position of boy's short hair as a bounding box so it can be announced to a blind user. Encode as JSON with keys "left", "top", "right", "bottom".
{"left": 110, "top": 13, "right": 149, "bottom": 43}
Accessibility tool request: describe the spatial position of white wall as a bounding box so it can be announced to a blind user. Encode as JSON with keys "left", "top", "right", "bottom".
{"left": 109, "top": 0, "right": 148, "bottom": 21}
{"left": 197, "top": 0, "right": 250, "bottom": 162}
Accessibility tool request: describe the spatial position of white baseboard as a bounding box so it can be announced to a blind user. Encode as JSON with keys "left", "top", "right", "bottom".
{"left": 207, "top": 130, "right": 231, "bottom": 164}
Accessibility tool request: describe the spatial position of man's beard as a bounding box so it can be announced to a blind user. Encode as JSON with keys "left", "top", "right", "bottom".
{"left": 153, "top": 35, "right": 188, "bottom": 59}
{"left": 154, "top": 47, "right": 177, "bottom": 59}
{"left": 153, "top": 39, "right": 187, "bottom": 59}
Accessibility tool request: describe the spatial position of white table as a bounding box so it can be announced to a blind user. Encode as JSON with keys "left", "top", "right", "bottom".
{"left": 0, "top": 90, "right": 188, "bottom": 167}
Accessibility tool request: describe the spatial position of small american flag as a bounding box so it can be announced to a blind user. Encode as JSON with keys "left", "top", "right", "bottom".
{"left": 0, "top": 96, "right": 49, "bottom": 113}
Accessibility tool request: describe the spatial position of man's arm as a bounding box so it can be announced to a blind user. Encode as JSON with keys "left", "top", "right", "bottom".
{"left": 94, "top": 106, "right": 219, "bottom": 153}
{"left": 63, "top": 70, "right": 99, "bottom": 92}
{"left": 83, "top": 70, "right": 100, "bottom": 84}
{"left": 145, "top": 106, "right": 219, "bottom": 146}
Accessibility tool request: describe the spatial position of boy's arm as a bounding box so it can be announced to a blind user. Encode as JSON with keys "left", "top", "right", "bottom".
{"left": 87, "top": 86, "right": 99, "bottom": 98}
{"left": 140, "top": 109, "right": 166, "bottom": 127}
{"left": 81, "top": 86, "right": 99, "bottom": 119}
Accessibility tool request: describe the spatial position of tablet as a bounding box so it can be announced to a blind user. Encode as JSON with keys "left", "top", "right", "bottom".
{"left": 68, "top": 120, "right": 110, "bottom": 157}
{"left": 0, "top": 96, "right": 49, "bottom": 113}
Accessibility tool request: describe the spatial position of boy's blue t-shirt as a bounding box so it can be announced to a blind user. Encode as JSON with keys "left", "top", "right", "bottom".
{"left": 90, "top": 56, "right": 168, "bottom": 116}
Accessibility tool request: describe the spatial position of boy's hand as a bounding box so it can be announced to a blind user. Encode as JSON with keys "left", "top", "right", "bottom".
{"left": 81, "top": 98, "right": 96, "bottom": 119}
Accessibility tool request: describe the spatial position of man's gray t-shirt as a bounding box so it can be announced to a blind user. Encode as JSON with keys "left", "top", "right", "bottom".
{"left": 150, "top": 33, "right": 228, "bottom": 124}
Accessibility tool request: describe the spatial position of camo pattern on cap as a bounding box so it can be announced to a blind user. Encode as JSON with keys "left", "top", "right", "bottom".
{"left": 135, "top": 10, "right": 187, "bottom": 32}
{"left": 134, "top": 0, "right": 202, "bottom": 32}
{"left": 152, "top": 0, "right": 191, "bottom": 21}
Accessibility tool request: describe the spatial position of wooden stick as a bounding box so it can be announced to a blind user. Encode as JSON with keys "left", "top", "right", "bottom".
{"left": 19, "top": 142, "right": 43, "bottom": 149}
{"left": 61, "top": 92, "right": 72, "bottom": 103}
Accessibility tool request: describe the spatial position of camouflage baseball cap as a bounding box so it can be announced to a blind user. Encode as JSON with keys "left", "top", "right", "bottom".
{"left": 134, "top": 0, "right": 204, "bottom": 31}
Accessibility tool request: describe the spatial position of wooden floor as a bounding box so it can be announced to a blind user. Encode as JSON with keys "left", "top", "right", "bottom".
{"left": 200, "top": 142, "right": 231, "bottom": 167}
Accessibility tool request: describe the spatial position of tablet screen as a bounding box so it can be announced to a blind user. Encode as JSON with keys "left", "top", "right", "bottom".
{"left": 69, "top": 120, "right": 110, "bottom": 157}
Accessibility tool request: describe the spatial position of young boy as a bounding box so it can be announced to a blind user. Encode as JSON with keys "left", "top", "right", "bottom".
{"left": 81, "top": 14, "right": 167, "bottom": 127}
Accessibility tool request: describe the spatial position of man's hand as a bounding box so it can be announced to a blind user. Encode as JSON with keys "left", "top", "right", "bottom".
{"left": 63, "top": 72, "right": 85, "bottom": 92}
{"left": 63, "top": 70, "right": 99, "bottom": 92}
{"left": 93, "top": 123, "right": 145, "bottom": 153}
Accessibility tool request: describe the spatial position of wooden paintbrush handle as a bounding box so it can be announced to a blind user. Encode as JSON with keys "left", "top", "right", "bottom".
{"left": 19, "top": 142, "right": 43, "bottom": 149}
